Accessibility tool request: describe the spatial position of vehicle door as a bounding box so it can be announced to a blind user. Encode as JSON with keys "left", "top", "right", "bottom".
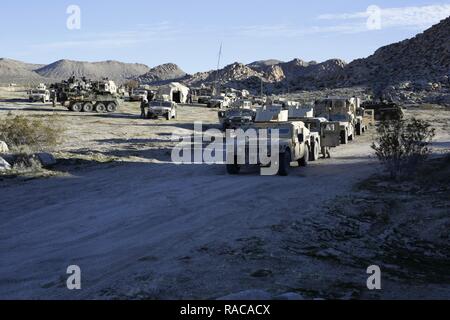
{"left": 321, "top": 122, "right": 341, "bottom": 147}
{"left": 363, "top": 110, "right": 375, "bottom": 126}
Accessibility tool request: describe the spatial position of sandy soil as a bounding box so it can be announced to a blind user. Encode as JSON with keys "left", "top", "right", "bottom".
{"left": 0, "top": 88, "right": 449, "bottom": 299}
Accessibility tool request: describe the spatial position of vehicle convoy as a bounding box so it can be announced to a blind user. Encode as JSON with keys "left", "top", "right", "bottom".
{"left": 28, "top": 89, "right": 51, "bottom": 103}
{"left": 314, "top": 97, "right": 360, "bottom": 144}
{"left": 129, "top": 89, "right": 148, "bottom": 102}
{"left": 361, "top": 100, "right": 404, "bottom": 121}
{"left": 50, "top": 76, "right": 122, "bottom": 113}
{"left": 226, "top": 109, "right": 311, "bottom": 176}
{"left": 147, "top": 100, "right": 177, "bottom": 120}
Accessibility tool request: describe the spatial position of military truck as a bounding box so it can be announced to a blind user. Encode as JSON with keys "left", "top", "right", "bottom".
{"left": 288, "top": 114, "right": 341, "bottom": 161}
{"left": 314, "top": 97, "right": 359, "bottom": 144}
{"left": 51, "top": 77, "right": 122, "bottom": 113}
{"left": 208, "top": 95, "right": 231, "bottom": 109}
{"left": 147, "top": 100, "right": 177, "bottom": 120}
{"left": 218, "top": 108, "right": 257, "bottom": 131}
{"left": 129, "top": 89, "right": 148, "bottom": 102}
{"left": 218, "top": 100, "right": 257, "bottom": 130}
{"left": 226, "top": 109, "right": 311, "bottom": 176}
{"left": 28, "top": 89, "right": 51, "bottom": 103}
{"left": 361, "top": 100, "right": 404, "bottom": 121}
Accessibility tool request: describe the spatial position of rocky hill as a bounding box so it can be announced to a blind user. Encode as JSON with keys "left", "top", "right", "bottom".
{"left": 341, "top": 17, "right": 450, "bottom": 88}
{"left": 35, "top": 60, "right": 150, "bottom": 83}
{"left": 136, "top": 63, "right": 187, "bottom": 85}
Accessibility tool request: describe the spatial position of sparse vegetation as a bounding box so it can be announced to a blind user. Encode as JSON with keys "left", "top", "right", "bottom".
{"left": 371, "top": 118, "right": 436, "bottom": 179}
{"left": 0, "top": 113, "right": 64, "bottom": 152}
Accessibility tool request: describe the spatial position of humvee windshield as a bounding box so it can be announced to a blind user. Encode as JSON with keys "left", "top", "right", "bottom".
{"left": 150, "top": 101, "right": 172, "bottom": 108}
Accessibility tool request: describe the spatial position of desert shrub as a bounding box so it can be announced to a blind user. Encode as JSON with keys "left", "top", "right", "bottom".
{"left": 0, "top": 113, "right": 64, "bottom": 152}
{"left": 371, "top": 118, "right": 435, "bottom": 179}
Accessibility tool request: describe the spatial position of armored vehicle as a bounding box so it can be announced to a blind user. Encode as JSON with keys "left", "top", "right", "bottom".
{"left": 314, "top": 97, "right": 358, "bottom": 144}
{"left": 208, "top": 95, "right": 231, "bottom": 109}
{"left": 288, "top": 115, "right": 341, "bottom": 161}
{"left": 147, "top": 100, "right": 177, "bottom": 120}
{"left": 51, "top": 77, "right": 122, "bottom": 113}
{"left": 130, "top": 89, "right": 148, "bottom": 102}
{"left": 29, "top": 89, "right": 50, "bottom": 103}
{"left": 218, "top": 108, "right": 257, "bottom": 131}
{"left": 226, "top": 108, "right": 311, "bottom": 176}
{"left": 361, "top": 100, "right": 404, "bottom": 121}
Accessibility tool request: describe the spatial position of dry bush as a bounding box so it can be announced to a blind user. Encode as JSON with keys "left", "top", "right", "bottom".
{"left": 0, "top": 113, "right": 64, "bottom": 153}
{"left": 372, "top": 118, "right": 436, "bottom": 179}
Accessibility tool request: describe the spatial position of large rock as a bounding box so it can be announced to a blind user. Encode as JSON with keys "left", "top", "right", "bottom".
{"left": 0, "top": 141, "right": 9, "bottom": 153}
{"left": 0, "top": 156, "right": 11, "bottom": 171}
{"left": 34, "top": 153, "right": 57, "bottom": 167}
{"left": 217, "top": 290, "right": 272, "bottom": 301}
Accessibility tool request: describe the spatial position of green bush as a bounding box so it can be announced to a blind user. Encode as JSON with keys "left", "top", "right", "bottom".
{"left": 0, "top": 113, "right": 64, "bottom": 152}
{"left": 371, "top": 118, "right": 435, "bottom": 179}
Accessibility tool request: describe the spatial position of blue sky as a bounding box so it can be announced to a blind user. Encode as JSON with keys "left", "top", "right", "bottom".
{"left": 0, "top": 0, "right": 449, "bottom": 73}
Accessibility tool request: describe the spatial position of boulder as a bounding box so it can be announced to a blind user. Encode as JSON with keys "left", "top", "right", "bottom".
{"left": 0, "top": 157, "right": 11, "bottom": 171}
{"left": 0, "top": 141, "right": 9, "bottom": 153}
{"left": 34, "top": 153, "right": 57, "bottom": 167}
{"left": 217, "top": 290, "right": 272, "bottom": 301}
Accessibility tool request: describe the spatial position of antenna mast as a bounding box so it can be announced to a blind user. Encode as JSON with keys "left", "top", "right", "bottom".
{"left": 214, "top": 43, "right": 222, "bottom": 96}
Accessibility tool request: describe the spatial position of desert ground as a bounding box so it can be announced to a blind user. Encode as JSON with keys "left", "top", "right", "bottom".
{"left": 0, "top": 87, "right": 449, "bottom": 300}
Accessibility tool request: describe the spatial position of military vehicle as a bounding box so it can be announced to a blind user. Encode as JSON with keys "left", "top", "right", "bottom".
{"left": 51, "top": 77, "right": 122, "bottom": 113}
{"left": 361, "top": 100, "right": 404, "bottom": 121}
{"left": 129, "top": 89, "right": 148, "bottom": 102}
{"left": 208, "top": 95, "right": 231, "bottom": 109}
{"left": 147, "top": 100, "right": 177, "bottom": 120}
{"left": 288, "top": 111, "right": 341, "bottom": 161}
{"left": 226, "top": 109, "right": 311, "bottom": 176}
{"left": 314, "top": 97, "right": 359, "bottom": 144}
{"left": 218, "top": 108, "right": 257, "bottom": 131}
{"left": 28, "top": 89, "right": 51, "bottom": 103}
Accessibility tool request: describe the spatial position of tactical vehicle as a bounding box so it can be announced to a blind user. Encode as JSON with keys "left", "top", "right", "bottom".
{"left": 361, "top": 100, "right": 404, "bottom": 121}
{"left": 29, "top": 89, "right": 50, "bottom": 103}
{"left": 218, "top": 108, "right": 257, "bottom": 131}
{"left": 226, "top": 109, "right": 311, "bottom": 176}
{"left": 147, "top": 100, "right": 177, "bottom": 120}
{"left": 208, "top": 95, "right": 231, "bottom": 109}
{"left": 288, "top": 115, "right": 341, "bottom": 161}
{"left": 130, "top": 89, "right": 148, "bottom": 102}
{"left": 51, "top": 77, "right": 122, "bottom": 113}
{"left": 314, "top": 97, "right": 358, "bottom": 144}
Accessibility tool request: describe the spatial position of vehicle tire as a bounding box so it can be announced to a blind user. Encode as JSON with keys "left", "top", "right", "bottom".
{"left": 277, "top": 151, "right": 291, "bottom": 176}
{"left": 71, "top": 102, "right": 82, "bottom": 112}
{"left": 95, "top": 103, "right": 106, "bottom": 113}
{"left": 298, "top": 145, "right": 309, "bottom": 167}
{"left": 349, "top": 134, "right": 354, "bottom": 141}
{"left": 226, "top": 157, "right": 240, "bottom": 175}
{"left": 82, "top": 102, "right": 94, "bottom": 113}
{"left": 106, "top": 102, "right": 117, "bottom": 113}
{"left": 341, "top": 131, "right": 348, "bottom": 144}
{"left": 309, "top": 142, "right": 320, "bottom": 161}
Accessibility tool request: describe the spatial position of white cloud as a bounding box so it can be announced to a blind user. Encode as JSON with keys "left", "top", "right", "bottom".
{"left": 31, "top": 22, "right": 181, "bottom": 50}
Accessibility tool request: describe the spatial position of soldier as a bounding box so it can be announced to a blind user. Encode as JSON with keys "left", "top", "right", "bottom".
{"left": 321, "top": 146, "right": 331, "bottom": 159}
{"left": 140, "top": 98, "right": 149, "bottom": 119}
